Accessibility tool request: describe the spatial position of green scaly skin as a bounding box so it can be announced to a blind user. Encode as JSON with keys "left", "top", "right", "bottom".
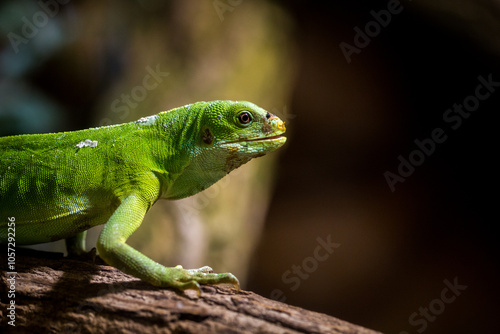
{"left": 0, "top": 100, "right": 286, "bottom": 293}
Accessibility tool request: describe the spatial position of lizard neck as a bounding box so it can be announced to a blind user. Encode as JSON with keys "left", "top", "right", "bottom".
{"left": 145, "top": 104, "right": 213, "bottom": 200}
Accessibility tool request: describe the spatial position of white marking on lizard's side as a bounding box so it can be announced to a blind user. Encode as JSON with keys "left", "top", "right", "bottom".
{"left": 75, "top": 139, "right": 98, "bottom": 148}
{"left": 60, "top": 195, "right": 90, "bottom": 215}
{"left": 135, "top": 114, "right": 158, "bottom": 125}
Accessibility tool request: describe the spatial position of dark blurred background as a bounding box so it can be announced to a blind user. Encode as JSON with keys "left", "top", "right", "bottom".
{"left": 1, "top": 1, "right": 499, "bottom": 333}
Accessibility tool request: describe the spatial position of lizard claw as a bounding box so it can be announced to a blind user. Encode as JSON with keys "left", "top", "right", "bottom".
{"left": 186, "top": 266, "right": 214, "bottom": 274}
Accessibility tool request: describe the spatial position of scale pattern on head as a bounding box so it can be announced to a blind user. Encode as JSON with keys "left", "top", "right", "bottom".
{"left": 162, "top": 100, "right": 286, "bottom": 199}
{"left": 197, "top": 100, "right": 286, "bottom": 171}
{"left": 200, "top": 100, "right": 283, "bottom": 140}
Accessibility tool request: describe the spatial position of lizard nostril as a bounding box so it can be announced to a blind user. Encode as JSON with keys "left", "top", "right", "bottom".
{"left": 266, "top": 112, "right": 271, "bottom": 119}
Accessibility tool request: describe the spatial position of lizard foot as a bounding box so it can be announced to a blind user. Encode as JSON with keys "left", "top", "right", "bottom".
{"left": 159, "top": 265, "right": 240, "bottom": 295}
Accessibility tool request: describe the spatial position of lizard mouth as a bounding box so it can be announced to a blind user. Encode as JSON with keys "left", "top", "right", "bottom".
{"left": 221, "top": 135, "right": 286, "bottom": 144}
{"left": 244, "top": 135, "right": 285, "bottom": 142}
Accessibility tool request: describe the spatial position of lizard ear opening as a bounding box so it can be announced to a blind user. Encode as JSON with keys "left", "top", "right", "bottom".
{"left": 202, "top": 128, "right": 214, "bottom": 145}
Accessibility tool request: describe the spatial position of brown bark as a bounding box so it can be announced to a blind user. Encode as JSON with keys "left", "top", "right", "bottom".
{"left": 1, "top": 252, "right": 382, "bottom": 334}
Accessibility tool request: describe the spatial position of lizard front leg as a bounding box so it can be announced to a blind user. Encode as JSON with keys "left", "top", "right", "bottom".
{"left": 96, "top": 194, "right": 239, "bottom": 293}
{"left": 66, "top": 231, "right": 87, "bottom": 256}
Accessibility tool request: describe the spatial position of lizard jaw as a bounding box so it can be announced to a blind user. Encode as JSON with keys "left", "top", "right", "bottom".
{"left": 221, "top": 135, "right": 285, "bottom": 144}
{"left": 244, "top": 135, "right": 285, "bottom": 142}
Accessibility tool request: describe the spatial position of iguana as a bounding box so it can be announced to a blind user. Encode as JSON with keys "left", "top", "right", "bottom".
{"left": 0, "top": 100, "right": 286, "bottom": 293}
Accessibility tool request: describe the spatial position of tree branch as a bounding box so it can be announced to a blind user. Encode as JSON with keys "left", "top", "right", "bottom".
{"left": 1, "top": 251, "right": 381, "bottom": 334}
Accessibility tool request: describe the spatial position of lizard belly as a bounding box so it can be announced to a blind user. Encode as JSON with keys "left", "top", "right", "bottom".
{"left": 0, "top": 194, "right": 118, "bottom": 245}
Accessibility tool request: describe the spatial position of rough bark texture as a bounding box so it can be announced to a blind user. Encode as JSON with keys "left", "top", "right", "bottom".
{"left": 0, "top": 251, "right": 381, "bottom": 334}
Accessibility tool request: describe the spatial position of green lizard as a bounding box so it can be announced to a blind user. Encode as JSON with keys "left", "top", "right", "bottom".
{"left": 0, "top": 100, "right": 286, "bottom": 293}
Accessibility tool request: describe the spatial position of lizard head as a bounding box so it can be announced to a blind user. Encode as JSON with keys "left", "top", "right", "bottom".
{"left": 161, "top": 100, "right": 286, "bottom": 199}
{"left": 198, "top": 100, "right": 287, "bottom": 174}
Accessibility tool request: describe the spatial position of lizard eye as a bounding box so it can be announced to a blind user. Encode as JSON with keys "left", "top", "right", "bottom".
{"left": 236, "top": 111, "right": 253, "bottom": 127}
